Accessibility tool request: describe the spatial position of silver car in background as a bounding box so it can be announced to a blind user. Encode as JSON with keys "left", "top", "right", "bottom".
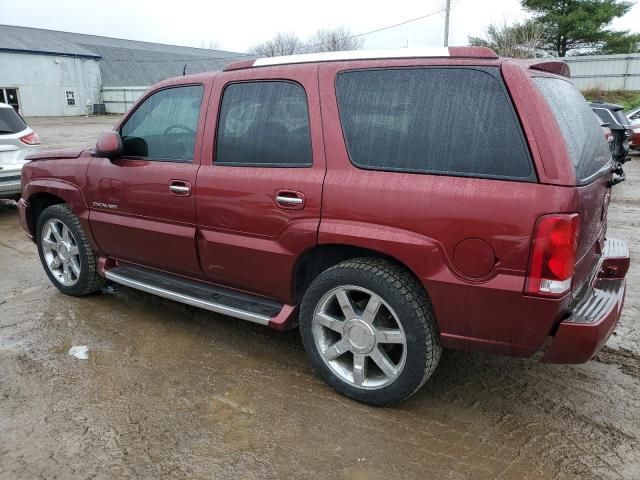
{"left": 0, "top": 102, "right": 40, "bottom": 200}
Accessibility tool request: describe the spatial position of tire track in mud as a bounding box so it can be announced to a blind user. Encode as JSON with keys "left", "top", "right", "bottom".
{"left": 598, "top": 347, "right": 640, "bottom": 380}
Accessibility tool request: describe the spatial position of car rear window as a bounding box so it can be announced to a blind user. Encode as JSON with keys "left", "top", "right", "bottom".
{"left": 534, "top": 77, "right": 611, "bottom": 184}
{"left": 335, "top": 67, "right": 534, "bottom": 181}
{"left": 0, "top": 107, "right": 27, "bottom": 134}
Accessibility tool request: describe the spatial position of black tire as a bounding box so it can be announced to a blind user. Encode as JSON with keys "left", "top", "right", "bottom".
{"left": 299, "top": 258, "right": 441, "bottom": 406}
{"left": 36, "top": 204, "right": 104, "bottom": 296}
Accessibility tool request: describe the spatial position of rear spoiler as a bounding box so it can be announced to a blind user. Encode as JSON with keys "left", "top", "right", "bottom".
{"left": 529, "top": 61, "right": 570, "bottom": 78}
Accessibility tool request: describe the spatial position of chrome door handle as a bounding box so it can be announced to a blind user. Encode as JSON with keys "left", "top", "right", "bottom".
{"left": 169, "top": 180, "right": 192, "bottom": 196}
{"left": 275, "top": 195, "right": 303, "bottom": 205}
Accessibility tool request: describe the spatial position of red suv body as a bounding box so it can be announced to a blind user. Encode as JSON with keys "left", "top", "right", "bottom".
{"left": 18, "top": 47, "right": 630, "bottom": 405}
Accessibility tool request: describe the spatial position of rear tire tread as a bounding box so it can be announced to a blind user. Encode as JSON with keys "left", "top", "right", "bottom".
{"left": 300, "top": 257, "right": 442, "bottom": 406}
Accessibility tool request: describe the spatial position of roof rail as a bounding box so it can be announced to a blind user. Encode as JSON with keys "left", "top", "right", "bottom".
{"left": 224, "top": 46, "right": 498, "bottom": 71}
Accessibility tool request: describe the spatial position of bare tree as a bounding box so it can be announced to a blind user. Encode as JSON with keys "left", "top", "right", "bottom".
{"left": 248, "top": 27, "right": 363, "bottom": 57}
{"left": 248, "top": 32, "right": 305, "bottom": 57}
{"left": 468, "top": 20, "right": 545, "bottom": 59}
{"left": 199, "top": 40, "right": 221, "bottom": 50}
{"left": 305, "top": 27, "right": 363, "bottom": 53}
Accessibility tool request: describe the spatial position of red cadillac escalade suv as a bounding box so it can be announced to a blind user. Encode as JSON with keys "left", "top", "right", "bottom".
{"left": 18, "top": 47, "right": 630, "bottom": 405}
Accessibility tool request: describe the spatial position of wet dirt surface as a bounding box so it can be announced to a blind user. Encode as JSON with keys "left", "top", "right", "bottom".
{"left": 1, "top": 117, "right": 640, "bottom": 479}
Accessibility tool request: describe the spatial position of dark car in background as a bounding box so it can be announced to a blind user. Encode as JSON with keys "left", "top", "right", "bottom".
{"left": 590, "top": 101, "right": 632, "bottom": 163}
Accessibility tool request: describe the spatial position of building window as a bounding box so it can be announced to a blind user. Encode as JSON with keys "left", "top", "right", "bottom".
{"left": 66, "top": 91, "right": 76, "bottom": 106}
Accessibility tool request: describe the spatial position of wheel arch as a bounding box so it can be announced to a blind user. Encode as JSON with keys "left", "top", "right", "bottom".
{"left": 25, "top": 192, "right": 66, "bottom": 237}
{"left": 24, "top": 179, "right": 99, "bottom": 252}
{"left": 292, "top": 243, "right": 428, "bottom": 304}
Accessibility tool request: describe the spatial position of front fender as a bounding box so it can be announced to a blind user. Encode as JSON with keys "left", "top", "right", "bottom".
{"left": 22, "top": 178, "right": 100, "bottom": 253}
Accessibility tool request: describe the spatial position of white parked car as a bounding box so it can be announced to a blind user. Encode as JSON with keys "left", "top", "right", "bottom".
{"left": 627, "top": 106, "right": 640, "bottom": 123}
{"left": 0, "top": 102, "right": 40, "bottom": 199}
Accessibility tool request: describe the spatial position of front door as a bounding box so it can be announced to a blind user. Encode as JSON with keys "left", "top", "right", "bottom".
{"left": 87, "top": 84, "right": 207, "bottom": 276}
{"left": 196, "top": 68, "right": 325, "bottom": 303}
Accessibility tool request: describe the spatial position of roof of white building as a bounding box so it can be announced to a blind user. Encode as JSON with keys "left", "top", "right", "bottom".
{"left": 0, "top": 24, "right": 248, "bottom": 86}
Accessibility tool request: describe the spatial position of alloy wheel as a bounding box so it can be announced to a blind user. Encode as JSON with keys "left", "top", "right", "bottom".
{"left": 41, "top": 218, "right": 81, "bottom": 287}
{"left": 312, "top": 285, "right": 407, "bottom": 390}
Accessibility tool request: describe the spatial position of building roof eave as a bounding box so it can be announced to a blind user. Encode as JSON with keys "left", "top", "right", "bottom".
{"left": 0, "top": 47, "right": 101, "bottom": 60}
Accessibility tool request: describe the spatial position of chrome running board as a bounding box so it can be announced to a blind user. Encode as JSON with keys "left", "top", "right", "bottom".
{"left": 105, "top": 265, "right": 282, "bottom": 326}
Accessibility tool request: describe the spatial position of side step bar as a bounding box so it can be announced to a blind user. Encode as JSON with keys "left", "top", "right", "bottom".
{"left": 104, "top": 265, "right": 284, "bottom": 326}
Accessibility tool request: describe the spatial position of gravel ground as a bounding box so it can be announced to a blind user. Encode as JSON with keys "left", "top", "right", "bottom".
{"left": 1, "top": 116, "right": 639, "bottom": 479}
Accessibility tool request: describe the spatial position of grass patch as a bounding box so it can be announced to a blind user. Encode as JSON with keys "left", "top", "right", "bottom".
{"left": 582, "top": 88, "right": 640, "bottom": 111}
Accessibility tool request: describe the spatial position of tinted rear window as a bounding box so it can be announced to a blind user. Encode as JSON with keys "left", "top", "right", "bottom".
{"left": 216, "top": 81, "right": 312, "bottom": 167}
{"left": 534, "top": 77, "right": 611, "bottom": 183}
{"left": 0, "top": 108, "right": 27, "bottom": 134}
{"left": 335, "top": 68, "right": 534, "bottom": 180}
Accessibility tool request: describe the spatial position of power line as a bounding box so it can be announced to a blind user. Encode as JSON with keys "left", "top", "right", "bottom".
{"left": 348, "top": 7, "right": 446, "bottom": 40}
{"left": 104, "top": 8, "right": 447, "bottom": 63}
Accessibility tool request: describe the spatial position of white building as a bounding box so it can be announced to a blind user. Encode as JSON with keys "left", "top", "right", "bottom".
{"left": 0, "top": 25, "right": 243, "bottom": 116}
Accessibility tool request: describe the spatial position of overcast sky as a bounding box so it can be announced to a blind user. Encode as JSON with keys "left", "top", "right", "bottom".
{"left": 1, "top": 0, "right": 639, "bottom": 53}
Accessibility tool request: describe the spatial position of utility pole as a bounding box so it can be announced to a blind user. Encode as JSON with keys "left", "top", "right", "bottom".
{"left": 443, "top": 0, "right": 451, "bottom": 47}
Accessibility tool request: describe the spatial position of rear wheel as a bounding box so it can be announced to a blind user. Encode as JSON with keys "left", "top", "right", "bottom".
{"left": 300, "top": 258, "right": 441, "bottom": 406}
{"left": 36, "top": 204, "right": 103, "bottom": 296}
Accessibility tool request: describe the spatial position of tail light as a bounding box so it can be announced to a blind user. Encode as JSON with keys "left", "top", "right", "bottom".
{"left": 20, "top": 131, "right": 40, "bottom": 145}
{"left": 525, "top": 214, "right": 580, "bottom": 297}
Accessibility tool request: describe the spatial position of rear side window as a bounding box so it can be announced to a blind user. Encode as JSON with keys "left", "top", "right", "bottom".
{"left": 216, "top": 81, "right": 312, "bottom": 167}
{"left": 534, "top": 77, "right": 611, "bottom": 183}
{"left": 0, "top": 107, "right": 27, "bottom": 134}
{"left": 335, "top": 68, "right": 533, "bottom": 180}
{"left": 120, "top": 85, "right": 203, "bottom": 162}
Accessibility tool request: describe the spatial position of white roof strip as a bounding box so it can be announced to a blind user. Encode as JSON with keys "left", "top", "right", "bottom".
{"left": 253, "top": 47, "right": 451, "bottom": 67}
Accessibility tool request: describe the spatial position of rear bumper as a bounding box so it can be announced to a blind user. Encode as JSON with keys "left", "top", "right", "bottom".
{"left": 541, "top": 238, "right": 629, "bottom": 363}
{"left": 0, "top": 178, "right": 21, "bottom": 197}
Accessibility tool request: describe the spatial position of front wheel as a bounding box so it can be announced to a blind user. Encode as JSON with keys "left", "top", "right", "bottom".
{"left": 36, "top": 204, "right": 104, "bottom": 296}
{"left": 299, "top": 258, "right": 441, "bottom": 406}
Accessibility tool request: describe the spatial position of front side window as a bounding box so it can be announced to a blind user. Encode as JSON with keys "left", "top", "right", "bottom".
{"left": 121, "top": 85, "right": 204, "bottom": 162}
{"left": 216, "top": 81, "right": 312, "bottom": 167}
{"left": 335, "top": 68, "right": 534, "bottom": 180}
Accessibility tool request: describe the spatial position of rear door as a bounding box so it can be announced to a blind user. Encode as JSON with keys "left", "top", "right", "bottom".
{"left": 87, "top": 83, "right": 207, "bottom": 276}
{"left": 196, "top": 66, "right": 325, "bottom": 303}
{"left": 533, "top": 76, "right": 613, "bottom": 293}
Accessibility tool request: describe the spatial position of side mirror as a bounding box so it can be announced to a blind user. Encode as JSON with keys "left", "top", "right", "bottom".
{"left": 93, "top": 131, "right": 123, "bottom": 158}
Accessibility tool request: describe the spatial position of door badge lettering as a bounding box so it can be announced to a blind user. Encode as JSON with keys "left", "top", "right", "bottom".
{"left": 92, "top": 201, "right": 118, "bottom": 210}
